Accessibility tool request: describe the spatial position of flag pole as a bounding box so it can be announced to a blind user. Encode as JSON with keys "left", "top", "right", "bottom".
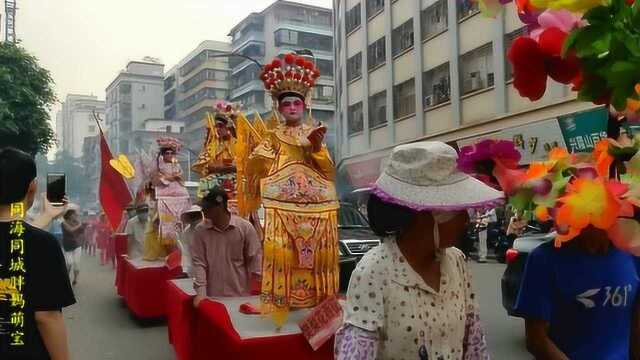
{"left": 92, "top": 109, "right": 104, "bottom": 134}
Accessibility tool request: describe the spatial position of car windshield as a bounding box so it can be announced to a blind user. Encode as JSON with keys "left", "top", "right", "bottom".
{"left": 338, "top": 205, "right": 369, "bottom": 228}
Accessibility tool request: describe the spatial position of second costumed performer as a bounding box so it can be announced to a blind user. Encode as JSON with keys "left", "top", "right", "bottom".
{"left": 236, "top": 53, "right": 339, "bottom": 327}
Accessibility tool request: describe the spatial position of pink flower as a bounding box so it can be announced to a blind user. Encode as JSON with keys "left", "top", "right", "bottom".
{"left": 530, "top": 10, "right": 584, "bottom": 41}
{"left": 458, "top": 139, "right": 521, "bottom": 174}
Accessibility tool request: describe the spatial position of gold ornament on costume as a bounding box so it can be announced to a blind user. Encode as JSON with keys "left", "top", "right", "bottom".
{"left": 109, "top": 154, "right": 135, "bottom": 179}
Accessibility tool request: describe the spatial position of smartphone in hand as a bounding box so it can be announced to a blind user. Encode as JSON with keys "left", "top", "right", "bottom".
{"left": 46, "top": 173, "right": 66, "bottom": 206}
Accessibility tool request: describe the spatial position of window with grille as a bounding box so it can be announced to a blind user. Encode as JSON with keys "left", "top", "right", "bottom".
{"left": 369, "top": 90, "right": 387, "bottom": 128}
{"left": 346, "top": 4, "right": 362, "bottom": 34}
{"left": 422, "top": 0, "right": 448, "bottom": 40}
{"left": 458, "top": 0, "right": 479, "bottom": 19}
{"left": 460, "top": 44, "right": 494, "bottom": 94}
{"left": 393, "top": 78, "right": 416, "bottom": 119}
{"left": 392, "top": 19, "right": 414, "bottom": 57}
{"left": 366, "top": 0, "right": 384, "bottom": 19}
{"left": 348, "top": 102, "right": 364, "bottom": 135}
{"left": 347, "top": 53, "right": 362, "bottom": 82}
{"left": 317, "top": 59, "right": 334, "bottom": 77}
{"left": 368, "top": 37, "right": 386, "bottom": 70}
{"left": 423, "top": 63, "right": 451, "bottom": 108}
{"left": 275, "top": 29, "right": 299, "bottom": 46}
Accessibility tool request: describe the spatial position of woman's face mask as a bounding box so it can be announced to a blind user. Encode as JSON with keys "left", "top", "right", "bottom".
{"left": 431, "top": 210, "right": 469, "bottom": 251}
{"left": 432, "top": 211, "right": 458, "bottom": 225}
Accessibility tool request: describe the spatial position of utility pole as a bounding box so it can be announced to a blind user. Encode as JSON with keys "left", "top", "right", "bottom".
{"left": 5, "top": 0, "right": 17, "bottom": 43}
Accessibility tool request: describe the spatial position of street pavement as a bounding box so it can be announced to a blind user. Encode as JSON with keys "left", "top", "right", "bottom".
{"left": 64, "top": 253, "right": 173, "bottom": 360}
{"left": 470, "top": 261, "right": 530, "bottom": 360}
{"left": 63, "top": 253, "right": 529, "bottom": 359}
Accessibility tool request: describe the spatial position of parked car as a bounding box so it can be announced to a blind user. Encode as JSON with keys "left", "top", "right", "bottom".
{"left": 337, "top": 202, "right": 381, "bottom": 292}
{"left": 501, "top": 227, "right": 556, "bottom": 315}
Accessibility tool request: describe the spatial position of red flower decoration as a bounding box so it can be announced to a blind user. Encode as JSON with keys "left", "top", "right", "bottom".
{"left": 295, "top": 57, "right": 306, "bottom": 67}
{"left": 303, "top": 61, "right": 314, "bottom": 70}
{"left": 284, "top": 53, "right": 295, "bottom": 65}
{"left": 312, "top": 69, "right": 321, "bottom": 78}
{"left": 272, "top": 59, "right": 282, "bottom": 68}
{"left": 264, "top": 63, "right": 273, "bottom": 73}
{"left": 508, "top": 28, "right": 580, "bottom": 101}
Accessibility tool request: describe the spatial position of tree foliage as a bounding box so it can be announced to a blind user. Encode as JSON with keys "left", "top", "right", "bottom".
{"left": 0, "top": 42, "right": 57, "bottom": 155}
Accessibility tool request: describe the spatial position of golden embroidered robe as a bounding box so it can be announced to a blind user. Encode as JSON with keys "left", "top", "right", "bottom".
{"left": 247, "top": 122, "right": 339, "bottom": 326}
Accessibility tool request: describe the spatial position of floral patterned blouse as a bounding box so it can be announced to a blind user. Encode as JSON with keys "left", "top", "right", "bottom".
{"left": 335, "top": 237, "right": 490, "bottom": 360}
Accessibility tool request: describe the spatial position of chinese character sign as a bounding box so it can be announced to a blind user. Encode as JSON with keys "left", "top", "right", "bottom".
{"left": 498, "top": 118, "right": 567, "bottom": 164}
{"left": 298, "top": 296, "right": 343, "bottom": 351}
{"left": 1, "top": 203, "right": 27, "bottom": 346}
{"left": 557, "top": 107, "right": 608, "bottom": 153}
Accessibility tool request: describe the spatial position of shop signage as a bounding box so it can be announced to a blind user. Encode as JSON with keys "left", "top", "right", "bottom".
{"left": 557, "top": 107, "right": 608, "bottom": 153}
{"left": 497, "top": 118, "right": 567, "bottom": 164}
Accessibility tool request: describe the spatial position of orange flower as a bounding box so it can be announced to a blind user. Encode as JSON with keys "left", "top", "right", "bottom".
{"left": 525, "top": 162, "right": 551, "bottom": 181}
{"left": 534, "top": 205, "right": 550, "bottom": 221}
{"left": 593, "top": 139, "right": 613, "bottom": 177}
{"left": 555, "top": 178, "right": 622, "bottom": 243}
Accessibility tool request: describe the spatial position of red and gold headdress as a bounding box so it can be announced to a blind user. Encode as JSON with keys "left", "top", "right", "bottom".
{"left": 260, "top": 53, "right": 321, "bottom": 103}
{"left": 156, "top": 136, "right": 182, "bottom": 152}
{"left": 214, "top": 101, "right": 242, "bottom": 124}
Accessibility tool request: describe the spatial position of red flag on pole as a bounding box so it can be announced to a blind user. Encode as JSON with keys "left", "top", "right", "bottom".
{"left": 98, "top": 129, "right": 132, "bottom": 231}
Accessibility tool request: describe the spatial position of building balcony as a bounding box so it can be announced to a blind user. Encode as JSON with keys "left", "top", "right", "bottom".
{"left": 230, "top": 80, "right": 263, "bottom": 99}
{"left": 180, "top": 79, "right": 230, "bottom": 99}
{"left": 232, "top": 58, "right": 265, "bottom": 75}
{"left": 310, "top": 103, "right": 335, "bottom": 112}
{"left": 178, "top": 98, "right": 223, "bottom": 118}
{"left": 232, "top": 31, "right": 265, "bottom": 52}
{"left": 275, "top": 20, "right": 333, "bottom": 36}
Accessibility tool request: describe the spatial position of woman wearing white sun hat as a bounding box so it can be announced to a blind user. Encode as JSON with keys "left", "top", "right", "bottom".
{"left": 335, "top": 141, "right": 503, "bottom": 360}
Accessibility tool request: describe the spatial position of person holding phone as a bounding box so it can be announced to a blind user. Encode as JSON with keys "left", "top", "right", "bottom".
{"left": 0, "top": 147, "right": 76, "bottom": 360}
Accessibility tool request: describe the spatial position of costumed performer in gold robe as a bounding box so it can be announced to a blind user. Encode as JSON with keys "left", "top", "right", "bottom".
{"left": 191, "top": 101, "right": 239, "bottom": 200}
{"left": 237, "top": 53, "right": 339, "bottom": 326}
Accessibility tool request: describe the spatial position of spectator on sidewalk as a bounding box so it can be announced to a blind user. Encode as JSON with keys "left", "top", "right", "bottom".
{"left": 0, "top": 147, "right": 76, "bottom": 360}
{"left": 191, "top": 187, "right": 261, "bottom": 307}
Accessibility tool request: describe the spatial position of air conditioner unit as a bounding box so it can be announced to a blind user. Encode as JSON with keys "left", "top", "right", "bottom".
{"left": 424, "top": 95, "right": 434, "bottom": 107}
{"left": 463, "top": 78, "right": 474, "bottom": 93}
{"left": 466, "top": 72, "right": 483, "bottom": 92}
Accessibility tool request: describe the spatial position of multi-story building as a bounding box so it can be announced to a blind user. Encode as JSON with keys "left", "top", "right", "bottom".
{"left": 81, "top": 135, "right": 100, "bottom": 211}
{"left": 57, "top": 94, "right": 105, "bottom": 158}
{"left": 334, "top": 0, "right": 602, "bottom": 192}
{"left": 228, "top": 1, "right": 337, "bottom": 155}
{"left": 165, "top": 41, "right": 231, "bottom": 155}
{"left": 105, "top": 60, "right": 165, "bottom": 155}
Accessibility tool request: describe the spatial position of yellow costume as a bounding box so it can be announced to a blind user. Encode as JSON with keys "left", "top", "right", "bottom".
{"left": 192, "top": 109, "right": 238, "bottom": 200}
{"left": 237, "top": 53, "right": 339, "bottom": 326}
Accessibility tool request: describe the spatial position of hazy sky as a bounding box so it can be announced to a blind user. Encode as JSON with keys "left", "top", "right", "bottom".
{"left": 6, "top": 0, "right": 332, "bottom": 116}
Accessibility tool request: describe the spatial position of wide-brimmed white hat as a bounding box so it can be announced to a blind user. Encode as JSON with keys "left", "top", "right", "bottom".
{"left": 371, "top": 141, "right": 504, "bottom": 211}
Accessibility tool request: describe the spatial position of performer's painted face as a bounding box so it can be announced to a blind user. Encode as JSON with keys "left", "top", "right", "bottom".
{"left": 215, "top": 120, "right": 231, "bottom": 140}
{"left": 162, "top": 149, "right": 176, "bottom": 163}
{"left": 278, "top": 96, "right": 305, "bottom": 123}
